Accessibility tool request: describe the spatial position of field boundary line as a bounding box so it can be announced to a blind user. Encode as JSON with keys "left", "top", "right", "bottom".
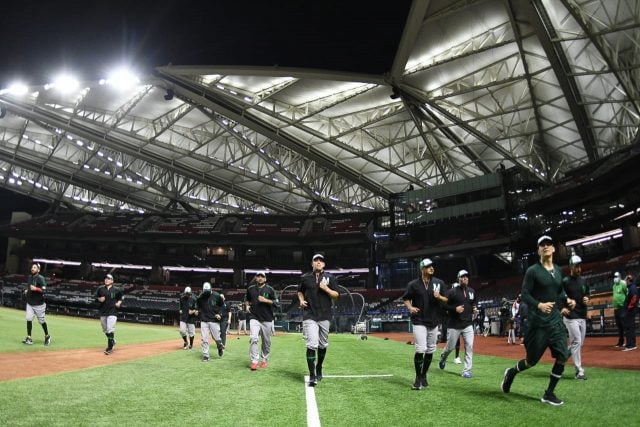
{"left": 304, "top": 375, "right": 321, "bottom": 427}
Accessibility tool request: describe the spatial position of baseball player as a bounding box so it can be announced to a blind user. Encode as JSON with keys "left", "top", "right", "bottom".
{"left": 438, "top": 269, "right": 477, "bottom": 378}
{"left": 561, "top": 255, "right": 590, "bottom": 380}
{"left": 402, "top": 258, "right": 446, "bottom": 390}
{"left": 22, "top": 262, "right": 51, "bottom": 346}
{"left": 95, "top": 273, "right": 124, "bottom": 355}
{"left": 179, "top": 286, "right": 197, "bottom": 350}
{"left": 245, "top": 271, "right": 276, "bottom": 370}
{"left": 501, "top": 235, "right": 576, "bottom": 406}
{"left": 196, "top": 282, "right": 225, "bottom": 362}
{"left": 297, "top": 254, "right": 339, "bottom": 386}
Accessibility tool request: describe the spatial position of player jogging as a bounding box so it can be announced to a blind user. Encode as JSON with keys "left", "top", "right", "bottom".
{"left": 22, "top": 262, "right": 51, "bottom": 346}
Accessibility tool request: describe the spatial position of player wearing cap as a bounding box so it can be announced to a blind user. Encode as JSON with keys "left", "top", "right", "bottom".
{"left": 95, "top": 274, "right": 124, "bottom": 355}
{"left": 402, "top": 258, "right": 446, "bottom": 390}
{"left": 561, "top": 255, "right": 590, "bottom": 380}
{"left": 298, "top": 254, "right": 339, "bottom": 387}
{"left": 196, "top": 282, "right": 225, "bottom": 362}
{"left": 179, "top": 286, "right": 198, "bottom": 350}
{"left": 501, "top": 235, "right": 576, "bottom": 406}
{"left": 21, "top": 262, "right": 51, "bottom": 346}
{"left": 612, "top": 271, "right": 628, "bottom": 348}
{"left": 438, "top": 269, "right": 477, "bottom": 378}
{"left": 245, "top": 271, "right": 277, "bottom": 370}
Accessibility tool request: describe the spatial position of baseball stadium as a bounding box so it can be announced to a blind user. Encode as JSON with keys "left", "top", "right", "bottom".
{"left": 1, "top": 1, "right": 639, "bottom": 426}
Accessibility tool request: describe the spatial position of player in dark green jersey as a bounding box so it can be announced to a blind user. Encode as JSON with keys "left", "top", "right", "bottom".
{"left": 501, "top": 235, "right": 576, "bottom": 406}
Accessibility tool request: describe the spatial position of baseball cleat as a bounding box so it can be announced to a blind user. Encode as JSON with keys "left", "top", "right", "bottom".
{"left": 411, "top": 376, "right": 424, "bottom": 390}
{"left": 501, "top": 368, "right": 515, "bottom": 393}
{"left": 541, "top": 391, "right": 564, "bottom": 406}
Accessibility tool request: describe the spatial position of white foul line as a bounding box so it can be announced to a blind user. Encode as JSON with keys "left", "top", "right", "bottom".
{"left": 304, "top": 374, "right": 393, "bottom": 427}
{"left": 321, "top": 374, "right": 393, "bottom": 379}
{"left": 304, "top": 375, "right": 321, "bottom": 427}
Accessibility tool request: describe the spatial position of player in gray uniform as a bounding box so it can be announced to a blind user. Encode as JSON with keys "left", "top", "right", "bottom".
{"left": 246, "top": 271, "right": 277, "bottom": 370}
{"left": 179, "top": 286, "right": 197, "bottom": 350}
{"left": 298, "top": 254, "right": 339, "bottom": 387}
{"left": 196, "top": 282, "right": 225, "bottom": 362}
{"left": 22, "top": 262, "right": 51, "bottom": 346}
{"left": 561, "top": 255, "right": 590, "bottom": 379}
{"left": 95, "top": 273, "right": 124, "bottom": 355}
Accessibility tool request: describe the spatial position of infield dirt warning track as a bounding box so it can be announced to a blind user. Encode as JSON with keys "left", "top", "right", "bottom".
{"left": 0, "top": 335, "right": 637, "bottom": 382}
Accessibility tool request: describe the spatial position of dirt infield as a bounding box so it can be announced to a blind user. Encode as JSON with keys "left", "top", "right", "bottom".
{"left": 370, "top": 333, "right": 640, "bottom": 370}
{"left": 1, "top": 334, "right": 637, "bottom": 382}
{"left": 0, "top": 340, "right": 179, "bottom": 382}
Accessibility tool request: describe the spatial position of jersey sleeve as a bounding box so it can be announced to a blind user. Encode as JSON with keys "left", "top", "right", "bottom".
{"left": 328, "top": 275, "right": 339, "bottom": 292}
{"left": 520, "top": 268, "right": 538, "bottom": 309}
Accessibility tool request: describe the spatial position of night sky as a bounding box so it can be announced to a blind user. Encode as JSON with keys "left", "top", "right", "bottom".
{"left": 0, "top": 1, "right": 411, "bottom": 86}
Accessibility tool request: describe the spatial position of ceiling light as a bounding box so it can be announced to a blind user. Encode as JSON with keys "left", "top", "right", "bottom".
{"left": 7, "top": 83, "right": 29, "bottom": 96}
{"left": 53, "top": 74, "right": 80, "bottom": 93}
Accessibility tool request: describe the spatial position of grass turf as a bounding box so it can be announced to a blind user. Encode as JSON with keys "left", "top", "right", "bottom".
{"left": 0, "top": 307, "right": 637, "bottom": 426}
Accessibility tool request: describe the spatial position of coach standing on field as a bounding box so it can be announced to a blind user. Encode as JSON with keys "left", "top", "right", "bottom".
{"left": 22, "top": 262, "right": 51, "bottom": 346}
{"left": 298, "top": 254, "right": 339, "bottom": 387}
{"left": 96, "top": 273, "right": 123, "bottom": 355}
{"left": 501, "top": 235, "right": 575, "bottom": 406}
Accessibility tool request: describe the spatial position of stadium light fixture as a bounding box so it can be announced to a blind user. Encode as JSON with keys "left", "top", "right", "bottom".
{"left": 52, "top": 74, "right": 80, "bottom": 93}
{"left": 91, "top": 262, "right": 151, "bottom": 270}
{"left": 163, "top": 266, "right": 234, "bottom": 273}
{"left": 7, "top": 82, "right": 29, "bottom": 96}
{"left": 106, "top": 67, "right": 140, "bottom": 89}
{"left": 565, "top": 228, "right": 623, "bottom": 247}
{"left": 33, "top": 258, "right": 82, "bottom": 266}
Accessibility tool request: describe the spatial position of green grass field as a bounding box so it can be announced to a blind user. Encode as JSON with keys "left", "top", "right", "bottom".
{"left": 1, "top": 306, "right": 637, "bottom": 426}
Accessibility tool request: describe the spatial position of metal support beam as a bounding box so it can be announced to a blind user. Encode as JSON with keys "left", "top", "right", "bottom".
{"left": 525, "top": 0, "right": 599, "bottom": 162}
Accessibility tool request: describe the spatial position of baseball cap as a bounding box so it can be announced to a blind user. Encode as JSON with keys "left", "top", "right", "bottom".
{"left": 105, "top": 274, "right": 114, "bottom": 280}
{"left": 312, "top": 253, "right": 325, "bottom": 262}
{"left": 255, "top": 271, "right": 266, "bottom": 277}
{"left": 569, "top": 255, "right": 582, "bottom": 266}
{"left": 184, "top": 286, "right": 192, "bottom": 293}
{"left": 614, "top": 272, "right": 621, "bottom": 279}
{"left": 202, "top": 282, "right": 212, "bottom": 291}
{"left": 457, "top": 269, "right": 469, "bottom": 278}
{"left": 419, "top": 258, "right": 433, "bottom": 268}
{"left": 537, "top": 235, "right": 553, "bottom": 245}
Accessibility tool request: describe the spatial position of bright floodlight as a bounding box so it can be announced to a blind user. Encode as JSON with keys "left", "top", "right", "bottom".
{"left": 106, "top": 68, "right": 140, "bottom": 89}
{"left": 7, "top": 83, "right": 29, "bottom": 96}
{"left": 52, "top": 74, "right": 80, "bottom": 93}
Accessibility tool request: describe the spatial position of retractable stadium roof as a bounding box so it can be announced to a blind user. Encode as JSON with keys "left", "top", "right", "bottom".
{"left": 0, "top": 0, "right": 638, "bottom": 215}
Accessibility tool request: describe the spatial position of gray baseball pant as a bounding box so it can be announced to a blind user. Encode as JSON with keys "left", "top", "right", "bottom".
{"left": 303, "top": 319, "right": 330, "bottom": 350}
{"left": 563, "top": 318, "right": 586, "bottom": 376}
{"left": 249, "top": 319, "right": 273, "bottom": 363}
{"left": 201, "top": 321, "right": 222, "bottom": 358}
{"left": 441, "top": 325, "right": 475, "bottom": 375}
